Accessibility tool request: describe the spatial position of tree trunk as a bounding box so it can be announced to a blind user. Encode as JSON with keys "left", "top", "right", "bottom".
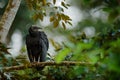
{"left": 0, "top": 0, "right": 21, "bottom": 43}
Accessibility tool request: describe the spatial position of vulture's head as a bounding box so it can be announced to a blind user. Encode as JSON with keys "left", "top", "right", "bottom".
{"left": 29, "top": 25, "right": 42, "bottom": 36}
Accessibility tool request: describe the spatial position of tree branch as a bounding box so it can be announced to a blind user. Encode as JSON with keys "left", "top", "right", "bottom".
{"left": 2, "top": 61, "right": 92, "bottom": 71}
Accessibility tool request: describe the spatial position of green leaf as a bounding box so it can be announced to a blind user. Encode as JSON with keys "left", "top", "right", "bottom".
{"left": 61, "top": 7, "right": 64, "bottom": 12}
{"left": 83, "top": 0, "right": 91, "bottom": 4}
{"left": 88, "top": 50, "right": 101, "bottom": 64}
{"left": 108, "top": 10, "right": 119, "bottom": 22}
{"left": 102, "top": 7, "right": 112, "bottom": 12}
{"left": 55, "top": 48, "right": 71, "bottom": 63}
{"left": 17, "top": 70, "right": 25, "bottom": 76}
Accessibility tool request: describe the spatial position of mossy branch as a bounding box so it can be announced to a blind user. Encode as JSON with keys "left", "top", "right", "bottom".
{"left": 2, "top": 61, "right": 92, "bottom": 71}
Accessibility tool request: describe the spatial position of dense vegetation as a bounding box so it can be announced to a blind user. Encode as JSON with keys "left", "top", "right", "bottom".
{"left": 0, "top": 0, "right": 120, "bottom": 79}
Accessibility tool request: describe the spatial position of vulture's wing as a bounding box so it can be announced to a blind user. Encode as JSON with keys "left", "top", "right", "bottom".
{"left": 38, "top": 32, "right": 49, "bottom": 62}
{"left": 40, "top": 32, "right": 49, "bottom": 50}
{"left": 26, "top": 35, "right": 33, "bottom": 62}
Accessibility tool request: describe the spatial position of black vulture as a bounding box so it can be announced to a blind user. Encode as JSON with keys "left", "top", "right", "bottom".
{"left": 26, "top": 25, "right": 49, "bottom": 68}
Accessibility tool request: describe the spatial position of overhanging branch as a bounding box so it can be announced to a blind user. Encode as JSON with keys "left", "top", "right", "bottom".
{"left": 2, "top": 61, "right": 92, "bottom": 71}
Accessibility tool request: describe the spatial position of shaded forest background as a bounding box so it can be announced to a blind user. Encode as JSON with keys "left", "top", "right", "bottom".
{"left": 0, "top": 0, "right": 120, "bottom": 80}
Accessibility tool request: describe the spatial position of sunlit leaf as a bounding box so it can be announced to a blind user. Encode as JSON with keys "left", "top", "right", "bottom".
{"left": 88, "top": 50, "right": 101, "bottom": 64}
{"left": 42, "top": 0, "right": 46, "bottom": 6}
{"left": 55, "top": 48, "right": 71, "bottom": 63}
{"left": 18, "top": 70, "right": 26, "bottom": 76}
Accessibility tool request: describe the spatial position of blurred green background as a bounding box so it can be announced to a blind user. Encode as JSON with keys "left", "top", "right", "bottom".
{"left": 0, "top": 0, "right": 120, "bottom": 79}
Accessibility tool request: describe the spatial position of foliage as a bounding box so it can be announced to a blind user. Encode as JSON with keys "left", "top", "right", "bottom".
{"left": 55, "top": 30, "right": 120, "bottom": 79}
{"left": 25, "top": 0, "right": 72, "bottom": 28}
{"left": 0, "top": 0, "right": 120, "bottom": 80}
{"left": 0, "top": 42, "right": 19, "bottom": 79}
{"left": 54, "top": 0, "right": 120, "bottom": 79}
{"left": 0, "top": 42, "right": 18, "bottom": 67}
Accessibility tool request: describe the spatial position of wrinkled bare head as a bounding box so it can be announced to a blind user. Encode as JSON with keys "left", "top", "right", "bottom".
{"left": 29, "top": 25, "right": 42, "bottom": 36}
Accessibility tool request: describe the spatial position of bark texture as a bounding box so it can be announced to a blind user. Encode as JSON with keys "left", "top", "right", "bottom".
{"left": 0, "top": 0, "right": 21, "bottom": 43}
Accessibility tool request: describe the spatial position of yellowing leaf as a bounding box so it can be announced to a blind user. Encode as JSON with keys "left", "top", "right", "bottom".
{"left": 46, "top": 2, "right": 52, "bottom": 6}
{"left": 61, "top": 13, "right": 71, "bottom": 21}
{"left": 61, "top": 2, "right": 68, "bottom": 9}
{"left": 50, "top": 39, "right": 62, "bottom": 51}
{"left": 57, "top": 13, "right": 61, "bottom": 20}
{"left": 53, "top": 0, "right": 56, "bottom": 4}
{"left": 42, "top": 0, "right": 46, "bottom": 6}
{"left": 26, "top": 0, "right": 33, "bottom": 10}
{"left": 38, "top": 13, "right": 44, "bottom": 21}
{"left": 66, "top": 4, "right": 70, "bottom": 7}
{"left": 53, "top": 20, "right": 59, "bottom": 28}
{"left": 50, "top": 16, "right": 55, "bottom": 22}
{"left": 62, "top": 22, "right": 66, "bottom": 29}
{"left": 32, "top": 14, "right": 39, "bottom": 21}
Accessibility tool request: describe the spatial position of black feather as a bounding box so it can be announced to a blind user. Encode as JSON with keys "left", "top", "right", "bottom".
{"left": 26, "top": 25, "right": 49, "bottom": 70}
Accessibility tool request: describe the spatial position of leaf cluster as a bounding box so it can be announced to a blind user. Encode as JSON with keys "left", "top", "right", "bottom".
{"left": 25, "top": 0, "right": 72, "bottom": 29}
{"left": 52, "top": 0, "right": 120, "bottom": 79}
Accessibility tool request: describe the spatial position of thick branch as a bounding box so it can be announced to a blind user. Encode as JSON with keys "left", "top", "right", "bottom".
{"left": 2, "top": 61, "right": 92, "bottom": 71}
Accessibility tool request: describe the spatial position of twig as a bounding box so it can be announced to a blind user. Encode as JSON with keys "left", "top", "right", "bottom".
{"left": 2, "top": 61, "right": 92, "bottom": 71}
